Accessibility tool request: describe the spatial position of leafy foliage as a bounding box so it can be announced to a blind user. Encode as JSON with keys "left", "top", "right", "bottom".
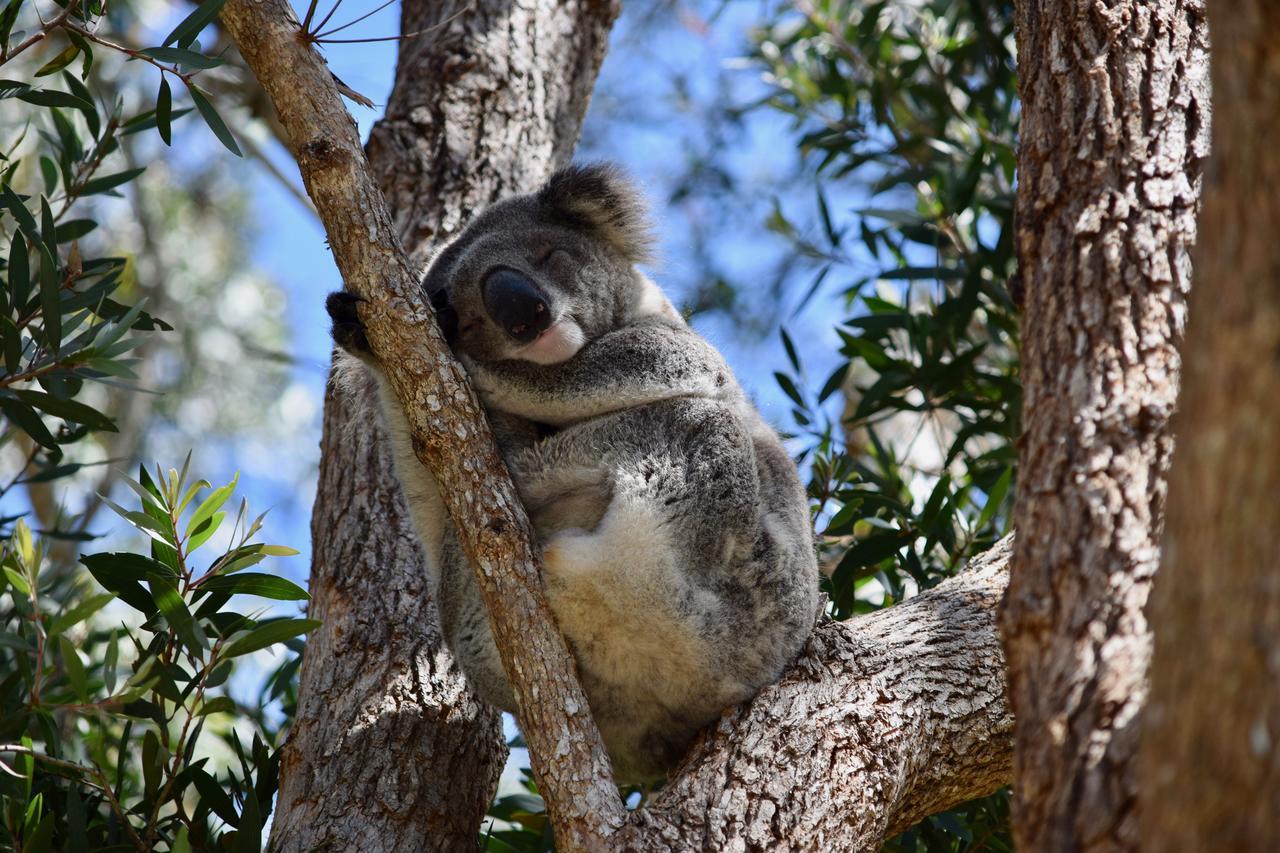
{"left": 1, "top": 463, "right": 312, "bottom": 850}
{"left": 759, "top": 2, "right": 1019, "bottom": 848}
{"left": 1, "top": 5, "right": 313, "bottom": 851}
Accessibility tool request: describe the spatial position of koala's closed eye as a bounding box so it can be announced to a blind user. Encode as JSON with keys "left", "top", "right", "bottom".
{"left": 534, "top": 246, "right": 571, "bottom": 266}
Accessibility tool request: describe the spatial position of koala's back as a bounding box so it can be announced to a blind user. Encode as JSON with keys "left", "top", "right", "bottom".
{"left": 438, "top": 392, "right": 819, "bottom": 781}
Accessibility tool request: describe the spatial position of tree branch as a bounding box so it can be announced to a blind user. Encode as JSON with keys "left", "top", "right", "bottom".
{"left": 624, "top": 537, "right": 1014, "bottom": 851}
{"left": 218, "top": 1, "right": 626, "bottom": 849}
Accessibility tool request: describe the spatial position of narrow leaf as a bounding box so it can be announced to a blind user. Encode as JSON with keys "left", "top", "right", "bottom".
{"left": 189, "top": 87, "right": 241, "bottom": 156}
{"left": 222, "top": 618, "right": 320, "bottom": 659}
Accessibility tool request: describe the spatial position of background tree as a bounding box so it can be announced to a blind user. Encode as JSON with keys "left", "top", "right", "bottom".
{"left": 1000, "top": 2, "right": 1208, "bottom": 849}
{"left": 1142, "top": 1, "right": 1280, "bottom": 847}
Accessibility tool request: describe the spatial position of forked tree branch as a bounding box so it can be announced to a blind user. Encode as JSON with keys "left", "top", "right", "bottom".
{"left": 220, "top": 1, "right": 1015, "bottom": 850}
{"left": 622, "top": 537, "right": 1014, "bottom": 851}
{"left": 218, "top": 1, "right": 627, "bottom": 849}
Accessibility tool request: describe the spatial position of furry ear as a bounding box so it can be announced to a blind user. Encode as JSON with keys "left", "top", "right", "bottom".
{"left": 537, "top": 163, "right": 655, "bottom": 264}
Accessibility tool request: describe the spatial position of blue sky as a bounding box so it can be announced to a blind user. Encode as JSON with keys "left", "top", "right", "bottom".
{"left": 225, "top": 0, "right": 854, "bottom": 583}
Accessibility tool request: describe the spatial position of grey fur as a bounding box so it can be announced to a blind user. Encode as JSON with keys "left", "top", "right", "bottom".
{"left": 331, "top": 164, "right": 819, "bottom": 781}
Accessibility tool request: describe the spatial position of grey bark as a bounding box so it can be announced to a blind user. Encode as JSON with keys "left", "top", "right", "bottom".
{"left": 1141, "top": 2, "right": 1280, "bottom": 847}
{"left": 227, "top": 0, "right": 623, "bottom": 850}
{"left": 1001, "top": 2, "right": 1209, "bottom": 850}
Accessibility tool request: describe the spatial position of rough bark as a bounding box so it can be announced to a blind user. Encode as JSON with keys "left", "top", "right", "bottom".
{"left": 1001, "top": 2, "right": 1210, "bottom": 850}
{"left": 624, "top": 538, "right": 1015, "bottom": 851}
{"left": 1140, "top": 3, "right": 1280, "bottom": 847}
{"left": 220, "top": 1, "right": 624, "bottom": 850}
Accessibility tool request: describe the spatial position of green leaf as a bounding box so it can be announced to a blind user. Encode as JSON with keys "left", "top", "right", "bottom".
{"left": 138, "top": 46, "right": 223, "bottom": 69}
{"left": 0, "top": 186, "right": 38, "bottom": 240}
{"left": 38, "top": 155, "right": 57, "bottom": 193}
{"left": 197, "top": 695, "right": 235, "bottom": 716}
{"left": 142, "top": 728, "right": 162, "bottom": 797}
{"left": 156, "top": 77, "right": 172, "bottom": 145}
{"left": 8, "top": 230, "right": 30, "bottom": 309}
{"left": 104, "top": 630, "right": 119, "bottom": 693}
{"left": 13, "top": 389, "right": 116, "bottom": 431}
{"left": 53, "top": 218, "right": 96, "bottom": 242}
{"left": 879, "top": 265, "right": 965, "bottom": 281}
{"left": 235, "top": 780, "right": 262, "bottom": 853}
{"left": 185, "top": 473, "right": 237, "bottom": 539}
{"left": 1, "top": 316, "right": 23, "bottom": 375}
{"left": 37, "top": 241, "right": 60, "bottom": 351}
{"left": 78, "top": 167, "right": 147, "bottom": 196}
{"left": 2, "top": 565, "right": 29, "bottom": 595}
{"left": 222, "top": 618, "right": 320, "bottom": 660}
{"left": 192, "top": 766, "right": 237, "bottom": 824}
{"left": 65, "top": 32, "right": 93, "bottom": 80}
{"left": 0, "top": 397, "right": 58, "bottom": 449}
{"left": 23, "top": 812, "right": 52, "bottom": 853}
{"left": 201, "top": 573, "right": 308, "bottom": 601}
{"left": 80, "top": 552, "right": 169, "bottom": 614}
{"left": 976, "top": 467, "right": 1013, "bottom": 532}
{"left": 189, "top": 86, "right": 242, "bottom": 156}
{"left": 48, "top": 592, "right": 114, "bottom": 636}
{"left": 187, "top": 510, "right": 224, "bottom": 552}
{"left": 34, "top": 42, "right": 79, "bottom": 77}
{"left": 58, "top": 635, "right": 87, "bottom": 700}
{"left": 15, "top": 87, "right": 93, "bottom": 112}
{"left": 0, "top": 1, "right": 23, "bottom": 51}
{"left": 120, "top": 106, "right": 193, "bottom": 136}
{"left": 149, "top": 572, "right": 206, "bottom": 652}
{"left": 164, "top": 0, "right": 229, "bottom": 48}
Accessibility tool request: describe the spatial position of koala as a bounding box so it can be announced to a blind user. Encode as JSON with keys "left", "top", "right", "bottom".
{"left": 327, "top": 164, "right": 819, "bottom": 782}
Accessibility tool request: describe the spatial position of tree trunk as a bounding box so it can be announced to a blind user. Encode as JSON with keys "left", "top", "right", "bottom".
{"left": 1001, "top": 2, "right": 1209, "bottom": 850}
{"left": 1140, "top": 3, "right": 1280, "bottom": 847}
{"left": 260, "top": 1, "right": 618, "bottom": 849}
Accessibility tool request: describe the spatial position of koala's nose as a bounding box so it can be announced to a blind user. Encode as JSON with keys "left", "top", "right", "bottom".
{"left": 482, "top": 268, "right": 552, "bottom": 344}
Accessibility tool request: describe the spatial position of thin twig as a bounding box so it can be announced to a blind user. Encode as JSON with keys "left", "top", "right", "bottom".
{"left": 0, "top": 0, "right": 82, "bottom": 67}
{"left": 60, "top": 20, "right": 195, "bottom": 84}
{"left": 0, "top": 744, "right": 147, "bottom": 852}
{"left": 312, "top": 0, "right": 395, "bottom": 38}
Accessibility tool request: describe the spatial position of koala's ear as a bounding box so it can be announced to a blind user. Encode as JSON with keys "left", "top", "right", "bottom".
{"left": 537, "top": 163, "right": 655, "bottom": 264}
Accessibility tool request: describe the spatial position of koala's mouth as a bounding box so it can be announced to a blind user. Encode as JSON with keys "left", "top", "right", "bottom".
{"left": 516, "top": 317, "right": 586, "bottom": 365}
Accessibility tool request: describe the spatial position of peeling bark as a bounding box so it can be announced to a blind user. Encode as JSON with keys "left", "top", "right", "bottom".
{"left": 221, "top": 1, "right": 624, "bottom": 850}
{"left": 1002, "top": 2, "right": 1209, "bottom": 850}
{"left": 1141, "top": 3, "right": 1280, "bottom": 847}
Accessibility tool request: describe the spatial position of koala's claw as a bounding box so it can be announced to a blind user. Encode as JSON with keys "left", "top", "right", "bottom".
{"left": 327, "top": 291, "right": 371, "bottom": 355}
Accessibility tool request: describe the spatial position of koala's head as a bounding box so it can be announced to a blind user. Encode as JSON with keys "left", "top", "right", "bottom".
{"left": 423, "top": 163, "right": 677, "bottom": 365}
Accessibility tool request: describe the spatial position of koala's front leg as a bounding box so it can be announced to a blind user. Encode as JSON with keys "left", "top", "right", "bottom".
{"left": 466, "top": 320, "right": 736, "bottom": 426}
{"left": 325, "top": 290, "right": 452, "bottom": 590}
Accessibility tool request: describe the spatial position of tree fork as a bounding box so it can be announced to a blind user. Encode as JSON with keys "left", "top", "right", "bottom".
{"left": 219, "top": 1, "right": 627, "bottom": 849}
{"left": 222, "top": 1, "right": 1018, "bottom": 848}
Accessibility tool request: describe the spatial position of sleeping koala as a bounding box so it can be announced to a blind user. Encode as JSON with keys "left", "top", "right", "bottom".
{"left": 327, "top": 164, "right": 818, "bottom": 781}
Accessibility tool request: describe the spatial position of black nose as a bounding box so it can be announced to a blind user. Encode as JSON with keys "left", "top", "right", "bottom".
{"left": 482, "top": 268, "right": 552, "bottom": 344}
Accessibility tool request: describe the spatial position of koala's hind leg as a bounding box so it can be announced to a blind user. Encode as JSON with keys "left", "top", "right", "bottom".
{"left": 524, "top": 398, "right": 763, "bottom": 717}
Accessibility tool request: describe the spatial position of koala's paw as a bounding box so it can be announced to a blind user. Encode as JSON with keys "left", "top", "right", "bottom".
{"left": 326, "top": 291, "right": 371, "bottom": 357}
